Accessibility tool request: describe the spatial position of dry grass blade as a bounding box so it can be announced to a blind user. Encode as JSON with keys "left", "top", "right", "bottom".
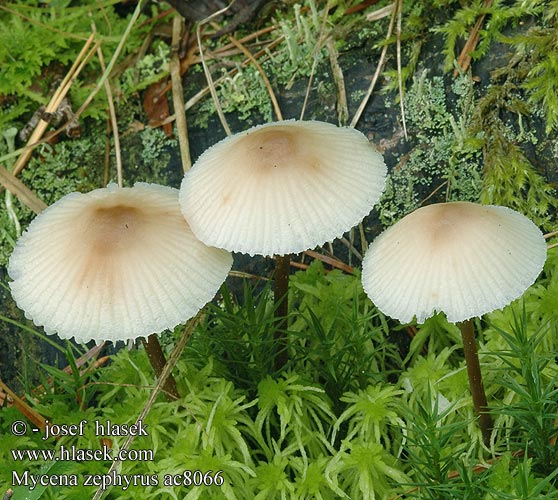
{"left": 351, "top": 1, "right": 397, "bottom": 128}
{"left": 544, "top": 230, "right": 557, "bottom": 249}
{"left": 72, "top": 0, "right": 147, "bottom": 129}
{"left": 216, "top": 25, "right": 278, "bottom": 53}
{"left": 149, "top": 25, "right": 279, "bottom": 115}
{"left": 366, "top": 3, "right": 394, "bottom": 22}
{"left": 11, "top": 0, "right": 147, "bottom": 177}
{"left": 300, "top": 0, "right": 332, "bottom": 120}
{"left": 93, "top": 24, "right": 123, "bottom": 188}
{"left": 170, "top": 15, "right": 192, "bottom": 172}
{"left": 420, "top": 180, "right": 449, "bottom": 206}
{"left": 0, "top": 164, "right": 47, "bottom": 214}
{"left": 189, "top": 35, "right": 284, "bottom": 105}
{"left": 0, "top": 380, "right": 47, "bottom": 432}
{"left": 396, "top": 0, "right": 407, "bottom": 139}
{"left": 196, "top": 2, "right": 237, "bottom": 137}
{"left": 91, "top": 312, "right": 204, "bottom": 500}
{"left": 12, "top": 33, "right": 99, "bottom": 177}
{"left": 155, "top": 36, "right": 285, "bottom": 129}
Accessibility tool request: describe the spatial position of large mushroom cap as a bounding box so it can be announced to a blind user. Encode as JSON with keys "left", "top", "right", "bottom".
{"left": 362, "top": 202, "right": 547, "bottom": 324}
{"left": 8, "top": 183, "right": 233, "bottom": 344}
{"left": 179, "top": 120, "right": 387, "bottom": 256}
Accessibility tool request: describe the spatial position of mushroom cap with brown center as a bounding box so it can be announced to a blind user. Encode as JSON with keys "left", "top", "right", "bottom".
{"left": 361, "top": 202, "right": 547, "bottom": 323}
{"left": 179, "top": 120, "right": 387, "bottom": 256}
{"left": 8, "top": 183, "right": 233, "bottom": 343}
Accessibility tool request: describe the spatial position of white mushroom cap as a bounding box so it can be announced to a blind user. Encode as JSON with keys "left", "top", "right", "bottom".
{"left": 8, "top": 183, "right": 233, "bottom": 344}
{"left": 362, "top": 202, "right": 547, "bottom": 324}
{"left": 179, "top": 120, "right": 387, "bottom": 256}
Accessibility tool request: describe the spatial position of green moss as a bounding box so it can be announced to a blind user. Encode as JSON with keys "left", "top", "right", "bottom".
{"left": 0, "top": 1, "right": 152, "bottom": 124}
{"left": 469, "top": 64, "right": 557, "bottom": 231}
{"left": 509, "top": 4, "right": 558, "bottom": 134}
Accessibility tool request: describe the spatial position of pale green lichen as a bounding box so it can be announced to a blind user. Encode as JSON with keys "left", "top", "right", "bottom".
{"left": 0, "top": 126, "right": 105, "bottom": 266}
{"left": 190, "top": 0, "right": 330, "bottom": 128}
{"left": 378, "top": 72, "right": 483, "bottom": 226}
{"left": 191, "top": 66, "right": 273, "bottom": 129}
{"left": 119, "top": 126, "right": 178, "bottom": 186}
{"left": 120, "top": 41, "right": 171, "bottom": 95}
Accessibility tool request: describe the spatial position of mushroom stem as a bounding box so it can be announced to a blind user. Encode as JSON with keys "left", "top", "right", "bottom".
{"left": 459, "top": 319, "right": 492, "bottom": 446}
{"left": 141, "top": 334, "right": 179, "bottom": 400}
{"left": 273, "top": 254, "right": 290, "bottom": 370}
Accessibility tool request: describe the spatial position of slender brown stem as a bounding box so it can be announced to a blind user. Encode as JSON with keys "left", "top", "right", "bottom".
{"left": 273, "top": 254, "right": 290, "bottom": 370}
{"left": 141, "top": 334, "right": 179, "bottom": 400}
{"left": 459, "top": 319, "right": 492, "bottom": 446}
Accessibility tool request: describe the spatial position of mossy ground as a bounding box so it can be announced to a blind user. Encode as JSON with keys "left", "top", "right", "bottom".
{"left": 0, "top": 1, "right": 557, "bottom": 497}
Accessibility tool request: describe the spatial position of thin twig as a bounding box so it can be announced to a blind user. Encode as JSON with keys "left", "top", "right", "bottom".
{"left": 350, "top": 1, "right": 397, "bottom": 128}
{"left": 419, "top": 180, "right": 448, "bottom": 206}
{"left": 543, "top": 230, "right": 557, "bottom": 240}
{"left": 228, "top": 270, "right": 269, "bottom": 280}
{"left": 453, "top": 0, "right": 493, "bottom": 76}
{"left": 196, "top": 2, "right": 237, "bottom": 136}
{"left": 91, "top": 312, "right": 204, "bottom": 500}
{"left": 170, "top": 15, "right": 192, "bottom": 172}
{"left": 326, "top": 37, "right": 348, "bottom": 125}
{"left": 303, "top": 249, "right": 355, "bottom": 274}
{"left": 339, "top": 235, "right": 363, "bottom": 261}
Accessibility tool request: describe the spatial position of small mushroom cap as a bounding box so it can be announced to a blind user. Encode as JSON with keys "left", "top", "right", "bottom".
{"left": 361, "top": 202, "right": 547, "bottom": 324}
{"left": 8, "top": 183, "right": 233, "bottom": 343}
{"left": 179, "top": 120, "right": 387, "bottom": 256}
